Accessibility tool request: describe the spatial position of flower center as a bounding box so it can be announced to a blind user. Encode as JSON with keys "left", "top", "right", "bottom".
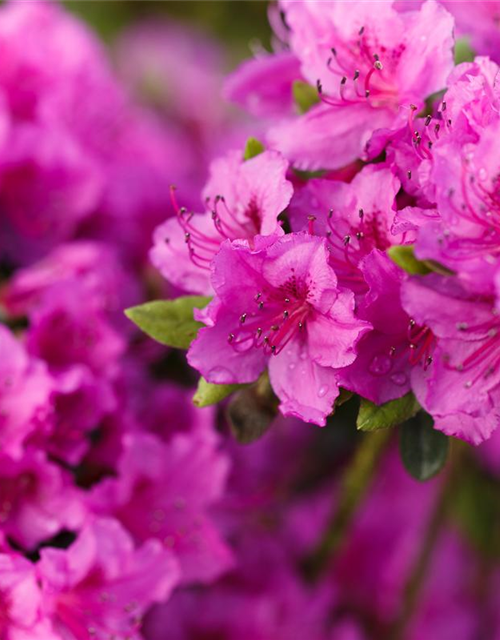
{"left": 228, "top": 282, "right": 311, "bottom": 356}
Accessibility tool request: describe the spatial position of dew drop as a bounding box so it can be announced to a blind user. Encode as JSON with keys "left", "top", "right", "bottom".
{"left": 288, "top": 362, "right": 296, "bottom": 371}
{"left": 317, "top": 385, "right": 329, "bottom": 398}
{"left": 390, "top": 372, "right": 407, "bottom": 386}
{"left": 207, "top": 366, "right": 232, "bottom": 381}
{"left": 368, "top": 354, "right": 393, "bottom": 376}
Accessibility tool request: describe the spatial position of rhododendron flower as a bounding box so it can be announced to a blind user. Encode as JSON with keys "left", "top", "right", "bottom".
{"left": 0, "top": 326, "right": 53, "bottom": 459}
{"left": 337, "top": 250, "right": 433, "bottom": 404}
{"left": 228, "top": 0, "right": 455, "bottom": 170}
{"left": 188, "top": 232, "right": 371, "bottom": 425}
{"left": 289, "top": 165, "right": 402, "bottom": 293}
{"left": 89, "top": 433, "right": 234, "bottom": 584}
{"left": 402, "top": 274, "right": 500, "bottom": 444}
{"left": 150, "top": 148, "right": 292, "bottom": 294}
{"left": 38, "top": 517, "right": 179, "bottom": 640}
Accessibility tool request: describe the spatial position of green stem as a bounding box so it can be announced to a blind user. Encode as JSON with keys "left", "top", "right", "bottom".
{"left": 387, "top": 439, "right": 463, "bottom": 640}
{"left": 303, "top": 428, "right": 393, "bottom": 582}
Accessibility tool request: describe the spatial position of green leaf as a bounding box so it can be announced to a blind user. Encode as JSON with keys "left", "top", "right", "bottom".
{"left": 357, "top": 392, "right": 421, "bottom": 432}
{"left": 243, "top": 137, "right": 265, "bottom": 161}
{"left": 292, "top": 80, "right": 320, "bottom": 114}
{"left": 387, "top": 245, "right": 431, "bottom": 275}
{"left": 455, "top": 37, "right": 475, "bottom": 65}
{"left": 400, "top": 412, "right": 449, "bottom": 481}
{"left": 125, "top": 296, "right": 211, "bottom": 350}
{"left": 193, "top": 378, "right": 245, "bottom": 408}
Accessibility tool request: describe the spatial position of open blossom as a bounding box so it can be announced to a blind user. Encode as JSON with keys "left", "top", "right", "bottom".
{"left": 228, "top": 0, "right": 455, "bottom": 170}
{"left": 402, "top": 274, "right": 500, "bottom": 444}
{"left": 337, "top": 250, "right": 433, "bottom": 404}
{"left": 188, "top": 232, "right": 371, "bottom": 425}
{"left": 89, "top": 433, "right": 233, "bottom": 585}
{"left": 0, "top": 326, "right": 54, "bottom": 459}
{"left": 289, "top": 164, "right": 402, "bottom": 293}
{"left": 150, "top": 148, "right": 292, "bottom": 294}
{"left": 38, "top": 517, "right": 179, "bottom": 640}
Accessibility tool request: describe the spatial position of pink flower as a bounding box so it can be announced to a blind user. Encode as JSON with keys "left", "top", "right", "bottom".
{"left": 442, "top": 1, "right": 500, "bottom": 63}
{"left": 38, "top": 517, "right": 179, "bottom": 640}
{"left": 89, "top": 433, "right": 233, "bottom": 585}
{"left": 1, "top": 241, "right": 141, "bottom": 325}
{"left": 262, "top": 0, "right": 455, "bottom": 170}
{"left": 225, "top": 51, "right": 302, "bottom": 119}
{"left": 0, "top": 552, "right": 56, "bottom": 640}
{"left": 289, "top": 164, "right": 402, "bottom": 293}
{"left": 0, "top": 449, "right": 85, "bottom": 550}
{"left": 150, "top": 148, "right": 292, "bottom": 294}
{"left": 402, "top": 274, "right": 500, "bottom": 444}
{"left": 188, "top": 232, "right": 371, "bottom": 425}
{"left": 337, "top": 250, "right": 432, "bottom": 404}
{"left": 26, "top": 282, "right": 125, "bottom": 376}
{"left": 0, "top": 326, "right": 54, "bottom": 459}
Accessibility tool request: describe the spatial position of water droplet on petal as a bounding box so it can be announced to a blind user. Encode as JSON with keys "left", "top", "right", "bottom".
{"left": 233, "top": 336, "right": 255, "bottom": 353}
{"left": 390, "top": 372, "right": 408, "bottom": 386}
{"left": 317, "top": 385, "right": 329, "bottom": 398}
{"left": 288, "top": 362, "right": 296, "bottom": 371}
{"left": 208, "top": 366, "right": 232, "bottom": 381}
{"left": 368, "top": 354, "right": 393, "bottom": 376}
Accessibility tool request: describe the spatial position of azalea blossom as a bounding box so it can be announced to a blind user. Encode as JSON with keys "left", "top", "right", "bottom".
{"left": 188, "top": 232, "right": 371, "bottom": 425}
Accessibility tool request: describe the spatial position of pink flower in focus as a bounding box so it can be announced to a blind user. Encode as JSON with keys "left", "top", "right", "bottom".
{"left": 150, "top": 148, "right": 292, "bottom": 294}
{"left": 289, "top": 165, "right": 402, "bottom": 294}
{"left": 257, "top": 0, "right": 455, "bottom": 170}
{"left": 402, "top": 274, "right": 500, "bottom": 444}
{"left": 188, "top": 232, "right": 371, "bottom": 425}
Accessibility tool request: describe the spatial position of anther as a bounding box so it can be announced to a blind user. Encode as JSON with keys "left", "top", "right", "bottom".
{"left": 425, "top": 115, "right": 432, "bottom": 126}
{"left": 407, "top": 170, "right": 412, "bottom": 180}
{"left": 239, "top": 313, "right": 247, "bottom": 324}
{"left": 353, "top": 69, "right": 360, "bottom": 81}
{"left": 343, "top": 234, "right": 351, "bottom": 245}
{"left": 228, "top": 333, "right": 234, "bottom": 343}
{"left": 359, "top": 208, "right": 364, "bottom": 219}
{"left": 341, "top": 76, "right": 347, "bottom": 85}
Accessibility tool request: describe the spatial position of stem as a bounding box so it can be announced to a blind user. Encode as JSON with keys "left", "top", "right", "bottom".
{"left": 387, "top": 439, "right": 463, "bottom": 640}
{"left": 303, "top": 428, "right": 393, "bottom": 581}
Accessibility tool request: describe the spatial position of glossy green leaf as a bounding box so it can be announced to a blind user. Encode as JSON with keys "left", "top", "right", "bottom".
{"left": 400, "top": 412, "right": 449, "bottom": 481}
{"left": 357, "top": 392, "right": 420, "bottom": 432}
{"left": 125, "top": 296, "right": 211, "bottom": 350}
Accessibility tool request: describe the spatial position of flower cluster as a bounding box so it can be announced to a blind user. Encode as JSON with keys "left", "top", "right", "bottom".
{"left": 0, "top": 3, "right": 241, "bottom": 638}
{"left": 152, "top": 0, "right": 500, "bottom": 446}
{"left": 2, "top": 1, "right": 500, "bottom": 639}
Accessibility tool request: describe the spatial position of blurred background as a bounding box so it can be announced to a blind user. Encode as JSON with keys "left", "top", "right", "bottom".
{"left": 66, "top": 1, "right": 271, "bottom": 62}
